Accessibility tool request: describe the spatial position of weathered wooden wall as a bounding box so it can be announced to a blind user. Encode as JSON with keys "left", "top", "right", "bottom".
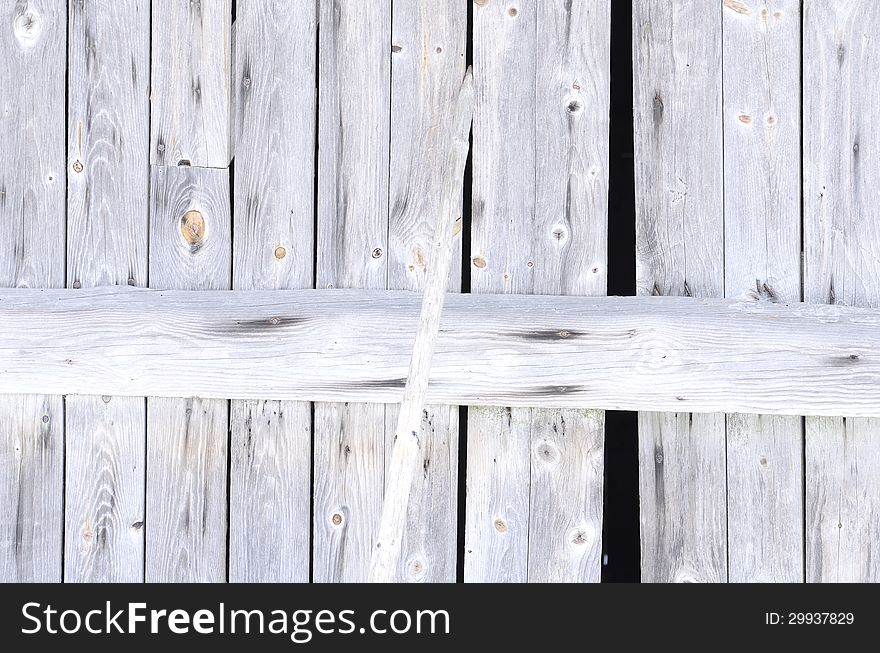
{"left": 632, "top": 0, "right": 880, "bottom": 582}
{"left": 2, "top": 0, "right": 879, "bottom": 583}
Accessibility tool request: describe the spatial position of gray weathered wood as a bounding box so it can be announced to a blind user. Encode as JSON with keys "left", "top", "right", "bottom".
{"left": 64, "top": 396, "right": 145, "bottom": 582}
{"left": 527, "top": 0, "right": 609, "bottom": 584}
{"left": 65, "top": 0, "right": 149, "bottom": 583}
{"left": 370, "top": 68, "right": 473, "bottom": 582}
{"left": 5, "top": 289, "right": 880, "bottom": 416}
{"left": 4, "top": 289, "right": 880, "bottom": 416}
{"left": 722, "top": 0, "right": 803, "bottom": 583}
{"left": 467, "top": 0, "right": 610, "bottom": 583}
{"left": 150, "top": 0, "right": 232, "bottom": 167}
{"left": 0, "top": 0, "right": 65, "bottom": 582}
{"left": 804, "top": 0, "right": 880, "bottom": 582}
{"left": 633, "top": 0, "right": 727, "bottom": 583}
{"left": 146, "top": 166, "right": 230, "bottom": 582}
{"left": 381, "top": 0, "right": 466, "bottom": 585}
{"left": 314, "top": 0, "right": 390, "bottom": 583}
{"left": 466, "top": 0, "right": 536, "bottom": 584}
{"left": 229, "top": 0, "right": 315, "bottom": 583}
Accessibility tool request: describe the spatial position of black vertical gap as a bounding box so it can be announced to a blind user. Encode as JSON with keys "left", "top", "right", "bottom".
{"left": 224, "top": 0, "right": 237, "bottom": 584}
{"left": 601, "top": 0, "right": 639, "bottom": 583}
{"left": 224, "top": 402, "right": 232, "bottom": 582}
{"left": 60, "top": 2, "right": 71, "bottom": 584}
{"left": 799, "top": 2, "right": 807, "bottom": 584}
{"left": 456, "top": 0, "right": 474, "bottom": 584}
{"left": 143, "top": 0, "right": 153, "bottom": 584}
{"left": 309, "top": 0, "right": 320, "bottom": 584}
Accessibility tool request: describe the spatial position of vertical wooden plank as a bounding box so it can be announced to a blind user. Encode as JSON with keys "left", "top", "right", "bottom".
{"left": 467, "top": 0, "right": 610, "bottom": 582}
{"left": 146, "top": 166, "right": 230, "bottom": 582}
{"left": 150, "top": 0, "right": 232, "bottom": 167}
{"left": 229, "top": 0, "right": 315, "bottom": 583}
{"left": 314, "top": 0, "right": 390, "bottom": 582}
{"left": 466, "top": 0, "right": 536, "bottom": 583}
{"left": 804, "top": 0, "right": 880, "bottom": 582}
{"left": 64, "top": 0, "right": 149, "bottom": 583}
{"left": 722, "top": 0, "right": 803, "bottom": 583}
{"left": 0, "top": 0, "right": 65, "bottom": 582}
{"left": 528, "top": 0, "right": 609, "bottom": 584}
{"left": 385, "top": 0, "right": 465, "bottom": 583}
{"left": 633, "top": 1, "right": 727, "bottom": 583}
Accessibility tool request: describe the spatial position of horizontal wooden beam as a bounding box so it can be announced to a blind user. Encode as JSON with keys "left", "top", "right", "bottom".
{"left": 1, "top": 287, "right": 878, "bottom": 417}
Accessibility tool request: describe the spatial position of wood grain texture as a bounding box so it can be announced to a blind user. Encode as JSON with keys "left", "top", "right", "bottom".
{"left": 65, "top": 0, "right": 150, "bottom": 583}
{"left": 0, "top": 395, "right": 62, "bottom": 582}
{"left": 381, "top": 0, "right": 466, "bottom": 583}
{"left": 150, "top": 166, "right": 231, "bottom": 288}
{"left": 466, "top": 0, "right": 535, "bottom": 584}
{"left": 150, "top": 0, "right": 232, "bottom": 167}
{"left": 228, "top": 0, "right": 315, "bottom": 583}
{"left": 804, "top": 0, "right": 880, "bottom": 582}
{"left": 0, "top": 0, "right": 65, "bottom": 582}
{"left": 4, "top": 289, "right": 880, "bottom": 415}
{"left": 722, "top": 0, "right": 803, "bottom": 583}
{"left": 633, "top": 0, "right": 726, "bottom": 583}
{"left": 147, "top": 166, "right": 230, "bottom": 582}
{"left": 528, "top": 0, "right": 609, "bottom": 584}
{"left": 467, "top": 0, "right": 610, "bottom": 583}
{"left": 314, "top": 0, "right": 390, "bottom": 583}
{"left": 145, "top": 396, "right": 227, "bottom": 582}
{"left": 64, "top": 396, "right": 145, "bottom": 582}
{"left": 370, "top": 68, "right": 472, "bottom": 582}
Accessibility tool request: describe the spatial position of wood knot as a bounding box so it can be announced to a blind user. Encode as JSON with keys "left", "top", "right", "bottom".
{"left": 550, "top": 224, "right": 569, "bottom": 243}
{"left": 508, "top": 7, "right": 518, "bottom": 17}
{"left": 274, "top": 246, "right": 287, "bottom": 260}
{"left": 566, "top": 98, "right": 583, "bottom": 114}
{"left": 472, "top": 255, "right": 487, "bottom": 269}
{"left": 371, "top": 247, "right": 383, "bottom": 259}
{"left": 180, "top": 210, "right": 205, "bottom": 247}
{"left": 13, "top": 10, "right": 42, "bottom": 47}
{"left": 493, "top": 518, "right": 508, "bottom": 533}
{"left": 737, "top": 114, "right": 752, "bottom": 124}
{"left": 759, "top": 456, "right": 768, "bottom": 466}
{"left": 72, "top": 160, "right": 84, "bottom": 173}
{"left": 474, "top": 0, "right": 489, "bottom": 6}
{"left": 723, "top": 0, "right": 751, "bottom": 16}
{"left": 331, "top": 513, "right": 343, "bottom": 526}
{"left": 409, "top": 559, "right": 424, "bottom": 577}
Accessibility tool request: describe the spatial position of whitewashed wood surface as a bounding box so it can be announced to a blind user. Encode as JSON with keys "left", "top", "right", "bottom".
{"left": 381, "top": 0, "right": 466, "bottom": 584}
{"left": 229, "top": 0, "right": 315, "bottom": 583}
{"left": 467, "top": 0, "right": 610, "bottom": 584}
{"left": 149, "top": 0, "right": 232, "bottom": 167}
{"left": 65, "top": 0, "right": 150, "bottom": 583}
{"left": 633, "top": 0, "right": 727, "bottom": 583}
{"left": 370, "top": 68, "right": 473, "bottom": 582}
{"left": 314, "top": 0, "right": 390, "bottom": 583}
{"left": 722, "top": 0, "right": 803, "bottom": 583}
{"left": 804, "top": 0, "right": 880, "bottom": 582}
{"left": 3, "top": 289, "right": 880, "bottom": 417}
{"left": 146, "top": 166, "right": 230, "bottom": 582}
{"left": 0, "top": 0, "right": 65, "bottom": 582}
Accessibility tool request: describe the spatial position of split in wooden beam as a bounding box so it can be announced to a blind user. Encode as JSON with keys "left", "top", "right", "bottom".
{"left": 1, "top": 288, "right": 879, "bottom": 417}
